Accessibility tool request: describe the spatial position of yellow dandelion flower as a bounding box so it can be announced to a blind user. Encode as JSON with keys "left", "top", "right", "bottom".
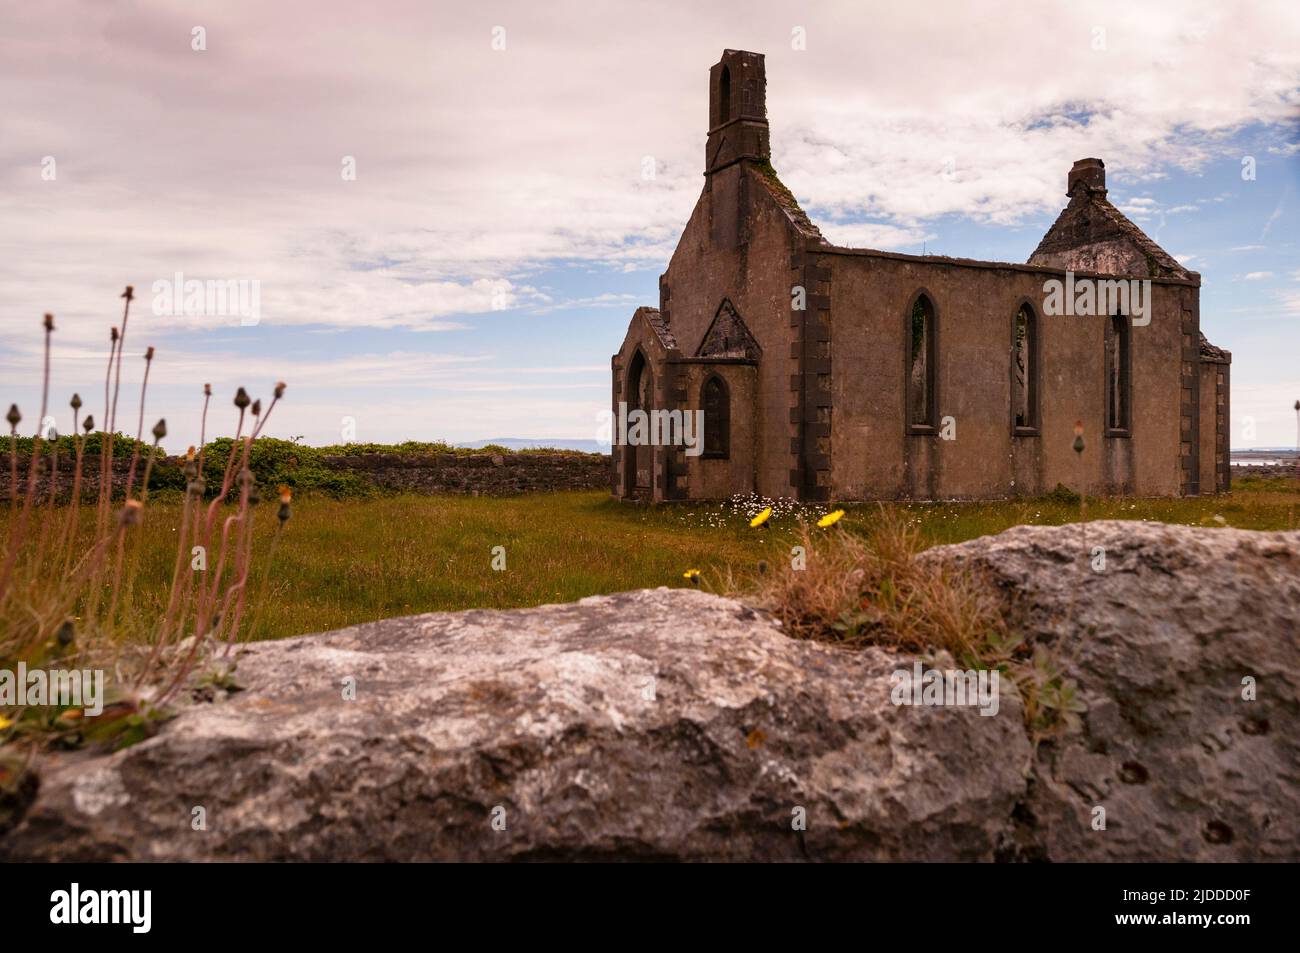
{"left": 682, "top": 568, "right": 701, "bottom": 584}
{"left": 817, "top": 509, "right": 845, "bottom": 528}
{"left": 0, "top": 715, "right": 14, "bottom": 731}
{"left": 749, "top": 507, "right": 772, "bottom": 528}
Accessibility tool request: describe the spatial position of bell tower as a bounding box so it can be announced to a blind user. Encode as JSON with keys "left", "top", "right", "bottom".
{"left": 705, "top": 50, "right": 769, "bottom": 175}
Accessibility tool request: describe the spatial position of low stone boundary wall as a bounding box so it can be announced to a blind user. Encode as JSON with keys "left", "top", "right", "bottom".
{"left": 0, "top": 451, "right": 611, "bottom": 500}
{"left": 0, "top": 457, "right": 133, "bottom": 503}
{"left": 317, "top": 452, "right": 610, "bottom": 495}
{"left": 1231, "top": 464, "right": 1297, "bottom": 480}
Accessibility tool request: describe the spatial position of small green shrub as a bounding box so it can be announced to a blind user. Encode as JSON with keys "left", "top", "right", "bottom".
{"left": 1041, "top": 482, "right": 1081, "bottom": 505}
{"left": 201, "top": 437, "right": 372, "bottom": 499}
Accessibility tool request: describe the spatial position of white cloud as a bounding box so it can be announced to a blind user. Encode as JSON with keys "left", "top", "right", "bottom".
{"left": 2, "top": 0, "right": 1297, "bottom": 338}
{"left": 530, "top": 293, "right": 642, "bottom": 315}
{"left": 816, "top": 221, "right": 931, "bottom": 250}
{"left": 1260, "top": 191, "right": 1290, "bottom": 239}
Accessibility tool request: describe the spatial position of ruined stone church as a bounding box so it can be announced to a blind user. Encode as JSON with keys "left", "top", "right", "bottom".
{"left": 612, "top": 50, "right": 1231, "bottom": 502}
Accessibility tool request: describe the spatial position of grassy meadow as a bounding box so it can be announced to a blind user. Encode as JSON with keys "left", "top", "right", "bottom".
{"left": 4, "top": 476, "right": 1294, "bottom": 643}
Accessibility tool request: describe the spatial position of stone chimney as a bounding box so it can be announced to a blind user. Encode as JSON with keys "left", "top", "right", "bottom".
{"left": 705, "top": 50, "right": 769, "bottom": 175}
{"left": 1067, "top": 157, "right": 1106, "bottom": 196}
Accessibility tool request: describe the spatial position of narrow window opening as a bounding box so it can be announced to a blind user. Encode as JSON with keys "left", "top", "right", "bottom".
{"left": 718, "top": 66, "right": 731, "bottom": 125}
{"left": 907, "top": 294, "right": 936, "bottom": 431}
{"left": 627, "top": 350, "right": 654, "bottom": 492}
{"left": 1013, "top": 304, "right": 1039, "bottom": 432}
{"left": 702, "top": 375, "right": 730, "bottom": 458}
{"left": 1106, "top": 313, "right": 1131, "bottom": 434}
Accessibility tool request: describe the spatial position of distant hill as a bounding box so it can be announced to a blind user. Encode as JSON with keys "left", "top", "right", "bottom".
{"left": 456, "top": 438, "right": 610, "bottom": 454}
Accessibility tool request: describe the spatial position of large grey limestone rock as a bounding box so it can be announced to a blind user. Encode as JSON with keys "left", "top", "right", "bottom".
{"left": 3, "top": 521, "right": 1296, "bottom": 861}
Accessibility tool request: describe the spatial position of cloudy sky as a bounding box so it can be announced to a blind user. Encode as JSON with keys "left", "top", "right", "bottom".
{"left": 2, "top": 0, "right": 1298, "bottom": 449}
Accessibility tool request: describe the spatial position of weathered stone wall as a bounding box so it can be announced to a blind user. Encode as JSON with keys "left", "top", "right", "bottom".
{"left": 828, "top": 254, "right": 1193, "bottom": 500}
{"left": 1232, "top": 464, "right": 1297, "bottom": 479}
{"left": 0, "top": 456, "right": 135, "bottom": 503}
{"left": 612, "top": 163, "right": 805, "bottom": 503}
{"left": 1200, "top": 345, "right": 1232, "bottom": 493}
{"left": 0, "top": 451, "right": 611, "bottom": 500}
{"left": 662, "top": 165, "right": 805, "bottom": 500}
{"left": 317, "top": 452, "right": 610, "bottom": 495}
{"left": 1199, "top": 363, "right": 1219, "bottom": 494}
{"left": 679, "top": 362, "right": 758, "bottom": 499}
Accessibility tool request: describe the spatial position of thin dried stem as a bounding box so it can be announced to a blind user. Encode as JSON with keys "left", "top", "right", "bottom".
{"left": 3, "top": 312, "right": 286, "bottom": 723}
{"left": 0, "top": 318, "right": 53, "bottom": 603}
{"left": 95, "top": 327, "right": 119, "bottom": 538}
{"left": 195, "top": 436, "right": 252, "bottom": 638}
{"left": 100, "top": 287, "right": 134, "bottom": 526}
{"left": 122, "top": 348, "right": 154, "bottom": 501}
{"left": 7, "top": 428, "right": 16, "bottom": 513}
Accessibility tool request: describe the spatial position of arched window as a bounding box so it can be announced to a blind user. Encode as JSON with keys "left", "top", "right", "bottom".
{"left": 718, "top": 66, "right": 731, "bottom": 125}
{"left": 702, "top": 375, "right": 730, "bottom": 458}
{"left": 1013, "top": 303, "right": 1039, "bottom": 433}
{"left": 630, "top": 351, "right": 652, "bottom": 414}
{"left": 626, "top": 350, "right": 653, "bottom": 492}
{"left": 1105, "top": 313, "right": 1131, "bottom": 434}
{"left": 906, "top": 293, "right": 937, "bottom": 432}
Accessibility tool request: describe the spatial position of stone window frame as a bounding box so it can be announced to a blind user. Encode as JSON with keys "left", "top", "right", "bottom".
{"left": 1104, "top": 312, "right": 1132, "bottom": 437}
{"left": 627, "top": 346, "right": 653, "bottom": 413}
{"left": 700, "top": 373, "right": 731, "bottom": 459}
{"left": 624, "top": 347, "right": 655, "bottom": 495}
{"left": 904, "top": 289, "right": 939, "bottom": 435}
{"left": 1011, "top": 298, "right": 1041, "bottom": 436}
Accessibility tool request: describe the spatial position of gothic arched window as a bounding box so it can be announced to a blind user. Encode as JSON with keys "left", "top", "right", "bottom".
{"left": 702, "top": 375, "right": 730, "bottom": 458}
{"left": 906, "top": 293, "right": 937, "bottom": 432}
{"left": 1013, "top": 303, "right": 1040, "bottom": 433}
{"left": 1105, "top": 313, "right": 1131, "bottom": 434}
{"left": 626, "top": 349, "right": 654, "bottom": 493}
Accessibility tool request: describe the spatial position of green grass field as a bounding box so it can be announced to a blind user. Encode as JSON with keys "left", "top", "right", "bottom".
{"left": 3, "top": 477, "right": 1296, "bottom": 642}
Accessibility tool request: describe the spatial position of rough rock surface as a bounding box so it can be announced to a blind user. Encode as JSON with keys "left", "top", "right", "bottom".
{"left": 921, "top": 520, "right": 1300, "bottom": 862}
{"left": 1, "top": 591, "right": 1030, "bottom": 861}
{"left": 2, "top": 521, "right": 1296, "bottom": 861}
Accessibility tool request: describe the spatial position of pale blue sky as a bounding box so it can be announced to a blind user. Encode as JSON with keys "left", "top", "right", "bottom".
{"left": 2, "top": 1, "right": 1297, "bottom": 449}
